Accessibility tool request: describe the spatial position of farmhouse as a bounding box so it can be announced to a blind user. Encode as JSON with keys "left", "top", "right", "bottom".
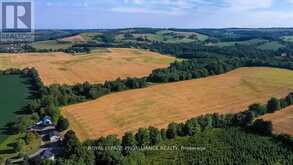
{"left": 36, "top": 116, "right": 53, "bottom": 126}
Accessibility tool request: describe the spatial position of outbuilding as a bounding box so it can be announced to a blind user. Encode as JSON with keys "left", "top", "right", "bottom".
{"left": 48, "top": 131, "right": 60, "bottom": 142}
{"left": 36, "top": 116, "right": 53, "bottom": 126}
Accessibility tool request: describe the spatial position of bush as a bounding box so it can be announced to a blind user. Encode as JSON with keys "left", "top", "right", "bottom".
{"left": 25, "top": 132, "right": 39, "bottom": 145}
{"left": 15, "top": 139, "right": 25, "bottom": 153}
{"left": 56, "top": 117, "right": 69, "bottom": 131}
{"left": 267, "top": 97, "right": 281, "bottom": 113}
{"left": 166, "top": 123, "right": 178, "bottom": 139}
{"left": 248, "top": 103, "right": 267, "bottom": 116}
{"left": 122, "top": 132, "right": 136, "bottom": 155}
{"left": 251, "top": 119, "right": 272, "bottom": 136}
{"left": 16, "top": 116, "right": 33, "bottom": 133}
{"left": 135, "top": 128, "right": 150, "bottom": 146}
{"left": 148, "top": 127, "right": 162, "bottom": 145}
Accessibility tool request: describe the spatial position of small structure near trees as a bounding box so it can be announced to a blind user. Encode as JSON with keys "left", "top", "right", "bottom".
{"left": 36, "top": 116, "right": 53, "bottom": 126}
{"left": 48, "top": 131, "right": 61, "bottom": 142}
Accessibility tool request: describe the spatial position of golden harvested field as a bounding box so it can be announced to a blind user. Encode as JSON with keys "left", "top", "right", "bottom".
{"left": 59, "top": 34, "right": 86, "bottom": 43}
{"left": 62, "top": 67, "right": 293, "bottom": 141}
{"left": 261, "top": 106, "right": 293, "bottom": 136}
{"left": 0, "top": 48, "right": 175, "bottom": 85}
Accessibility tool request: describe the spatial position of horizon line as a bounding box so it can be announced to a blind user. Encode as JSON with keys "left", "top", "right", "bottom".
{"left": 31, "top": 27, "right": 293, "bottom": 31}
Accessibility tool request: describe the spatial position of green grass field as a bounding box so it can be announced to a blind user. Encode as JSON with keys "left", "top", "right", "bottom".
{"left": 281, "top": 35, "right": 293, "bottom": 42}
{"left": 257, "top": 41, "right": 285, "bottom": 50}
{"left": 31, "top": 40, "right": 73, "bottom": 50}
{"left": 0, "top": 75, "right": 31, "bottom": 143}
{"left": 0, "top": 132, "right": 41, "bottom": 159}
{"left": 80, "top": 32, "right": 102, "bottom": 41}
{"left": 123, "top": 128, "right": 293, "bottom": 164}
{"left": 116, "top": 30, "right": 209, "bottom": 43}
{"left": 207, "top": 39, "right": 267, "bottom": 47}
{"left": 0, "top": 75, "right": 39, "bottom": 159}
{"left": 154, "top": 30, "right": 208, "bottom": 42}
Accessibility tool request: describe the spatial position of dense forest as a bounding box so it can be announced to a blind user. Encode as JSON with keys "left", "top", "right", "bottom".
{"left": 121, "top": 127, "right": 293, "bottom": 165}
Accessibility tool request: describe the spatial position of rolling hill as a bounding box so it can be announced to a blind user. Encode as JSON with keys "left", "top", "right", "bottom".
{"left": 0, "top": 48, "right": 176, "bottom": 85}
{"left": 62, "top": 67, "right": 293, "bottom": 141}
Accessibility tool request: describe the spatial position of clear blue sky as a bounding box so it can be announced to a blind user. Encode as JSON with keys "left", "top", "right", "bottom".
{"left": 34, "top": 0, "right": 293, "bottom": 29}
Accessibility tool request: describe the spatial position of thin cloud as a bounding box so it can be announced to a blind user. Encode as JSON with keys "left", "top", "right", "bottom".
{"left": 111, "top": 7, "right": 182, "bottom": 15}
{"left": 225, "top": 0, "right": 273, "bottom": 11}
{"left": 34, "top": 0, "right": 293, "bottom": 28}
{"left": 113, "top": 0, "right": 221, "bottom": 15}
{"left": 113, "top": 0, "right": 274, "bottom": 15}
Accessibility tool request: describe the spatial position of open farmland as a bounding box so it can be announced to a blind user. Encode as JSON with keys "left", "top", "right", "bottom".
{"left": 31, "top": 40, "right": 73, "bottom": 50}
{"left": 58, "top": 33, "right": 101, "bottom": 43}
{"left": 58, "top": 34, "right": 86, "bottom": 43}
{"left": 32, "top": 33, "right": 97, "bottom": 49}
{"left": 257, "top": 41, "right": 285, "bottom": 51}
{"left": 115, "top": 30, "right": 209, "bottom": 43}
{"left": 0, "top": 75, "right": 31, "bottom": 143}
{"left": 62, "top": 67, "right": 293, "bottom": 141}
{"left": 0, "top": 48, "right": 175, "bottom": 85}
{"left": 261, "top": 106, "right": 293, "bottom": 136}
{"left": 206, "top": 39, "right": 268, "bottom": 47}
{"left": 281, "top": 35, "right": 293, "bottom": 42}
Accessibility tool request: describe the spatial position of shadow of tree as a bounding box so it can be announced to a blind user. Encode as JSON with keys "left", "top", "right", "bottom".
{"left": 0, "top": 149, "right": 15, "bottom": 154}
{"left": 0, "top": 122, "right": 17, "bottom": 135}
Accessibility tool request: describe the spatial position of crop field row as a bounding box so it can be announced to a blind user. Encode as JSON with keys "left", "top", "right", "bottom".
{"left": 0, "top": 48, "right": 176, "bottom": 85}
{"left": 62, "top": 67, "right": 293, "bottom": 141}
{"left": 31, "top": 40, "right": 73, "bottom": 50}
